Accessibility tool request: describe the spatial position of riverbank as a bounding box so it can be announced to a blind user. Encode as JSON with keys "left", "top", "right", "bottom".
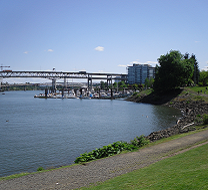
{"left": 127, "top": 87, "right": 208, "bottom": 141}
{"left": 1, "top": 128, "right": 208, "bottom": 189}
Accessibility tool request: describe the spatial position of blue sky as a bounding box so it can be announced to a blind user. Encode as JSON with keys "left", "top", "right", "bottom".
{"left": 1, "top": 0, "right": 208, "bottom": 80}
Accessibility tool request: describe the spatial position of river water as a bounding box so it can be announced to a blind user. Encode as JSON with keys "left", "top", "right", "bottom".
{"left": 0, "top": 91, "right": 181, "bottom": 177}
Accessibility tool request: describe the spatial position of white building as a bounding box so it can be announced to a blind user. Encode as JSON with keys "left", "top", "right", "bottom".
{"left": 127, "top": 64, "right": 155, "bottom": 85}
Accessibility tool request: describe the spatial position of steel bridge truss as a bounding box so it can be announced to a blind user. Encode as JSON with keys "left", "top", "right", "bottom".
{"left": 0, "top": 71, "right": 127, "bottom": 81}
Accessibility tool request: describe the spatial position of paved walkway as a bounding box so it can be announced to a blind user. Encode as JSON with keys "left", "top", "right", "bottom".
{"left": 1, "top": 129, "right": 208, "bottom": 190}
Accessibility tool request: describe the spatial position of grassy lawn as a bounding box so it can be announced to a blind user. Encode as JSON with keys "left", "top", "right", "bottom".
{"left": 187, "top": 86, "right": 208, "bottom": 93}
{"left": 81, "top": 142, "right": 208, "bottom": 190}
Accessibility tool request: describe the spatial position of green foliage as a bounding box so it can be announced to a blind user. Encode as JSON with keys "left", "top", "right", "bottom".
{"left": 153, "top": 50, "right": 195, "bottom": 93}
{"left": 100, "top": 81, "right": 108, "bottom": 90}
{"left": 130, "top": 135, "right": 150, "bottom": 147}
{"left": 184, "top": 53, "right": 200, "bottom": 84}
{"left": 133, "top": 92, "right": 138, "bottom": 96}
{"left": 118, "top": 81, "right": 127, "bottom": 91}
{"left": 37, "top": 167, "right": 44, "bottom": 171}
{"left": 145, "top": 77, "right": 154, "bottom": 88}
{"left": 136, "top": 94, "right": 140, "bottom": 98}
{"left": 199, "top": 70, "right": 208, "bottom": 86}
{"left": 203, "top": 114, "right": 208, "bottom": 124}
{"left": 113, "top": 82, "right": 118, "bottom": 89}
{"left": 132, "top": 84, "right": 138, "bottom": 91}
{"left": 75, "top": 135, "right": 149, "bottom": 164}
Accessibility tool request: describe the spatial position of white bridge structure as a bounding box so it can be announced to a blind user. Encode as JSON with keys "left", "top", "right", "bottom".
{"left": 0, "top": 70, "right": 127, "bottom": 91}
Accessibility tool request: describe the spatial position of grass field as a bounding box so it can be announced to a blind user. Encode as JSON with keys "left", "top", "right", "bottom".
{"left": 81, "top": 142, "right": 208, "bottom": 190}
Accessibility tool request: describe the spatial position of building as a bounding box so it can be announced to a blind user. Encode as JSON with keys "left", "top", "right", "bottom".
{"left": 127, "top": 64, "right": 155, "bottom": 85}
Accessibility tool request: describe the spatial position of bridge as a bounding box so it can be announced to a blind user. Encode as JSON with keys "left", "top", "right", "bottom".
{"left": 0, "top": 70, "right": 127, "bottom": 92}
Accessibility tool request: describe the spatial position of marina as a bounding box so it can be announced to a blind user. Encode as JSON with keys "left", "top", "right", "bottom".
{"left": 34, "top": 88, "right": 132, "bottom": 99}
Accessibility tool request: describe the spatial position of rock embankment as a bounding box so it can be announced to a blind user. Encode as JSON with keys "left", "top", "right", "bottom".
{"left": 146, "top": 100, "right": 208, "bottom": 141}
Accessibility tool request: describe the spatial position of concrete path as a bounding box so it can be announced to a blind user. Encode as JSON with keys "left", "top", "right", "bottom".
{"left": 1, "top": 129, "right": 208, "bottom": 190}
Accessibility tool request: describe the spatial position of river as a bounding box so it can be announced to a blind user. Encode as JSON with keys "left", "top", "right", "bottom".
{"left": 0, "top": 90, "right": 181, "bottom": 177}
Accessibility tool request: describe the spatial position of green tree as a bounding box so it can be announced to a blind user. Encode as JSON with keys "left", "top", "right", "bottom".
{"left": 199, "top": 70, "right": 208, "bottom": 86}
{"left": 154, "top": 50, "right": 194, "bottom": 93}
{"left": 132, "top": 84, "right": 138, "bottom": 91}
{"left": 184, "top": 53, "right": 200, "bottom": 84}
{"left": 149, "top": 77, "right": 154, "bottom": 87}
{"left": 144, "top": 78, "right": 150, "bottom": 87}
{"left": 145, "top": 77, "right": 154, "bottom": 88}
{"left": 113, "top": 82, "right": 118, "bottom": 89}
{"left": 100, "top": 81, "right": 105, "bottom": 90}
{"left": 118, "top": 81, "right": 127, "bottom": 91}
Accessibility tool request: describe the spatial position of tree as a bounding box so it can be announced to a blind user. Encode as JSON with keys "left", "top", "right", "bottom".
{"left": 153, "top": 50, "right": 194, "bottom": 93}
{"left": 184, "top": 53, "right": 200, "bottom": 84}
{"left": 100, "top": 81, "right": 105, "bottom": 90}
{"left": 199, "top": 71, "right": 208, "bottom": 86}
{"left": 132, "top": 84, "right": 138, "bottom": 91}
{"left": 144, "top": 78, "right": 150, "bottom": 87}
{"left": 118, "top": 81, "right": 127, "bottom": 91}
{"left": 113, "top": 82, "right": 118, "bottom": 89}
{"left": 144, "top": 77, "right": 154, "bottom": 88}
{"left": 149, "top": 77, "right": 154, "bottom": 87}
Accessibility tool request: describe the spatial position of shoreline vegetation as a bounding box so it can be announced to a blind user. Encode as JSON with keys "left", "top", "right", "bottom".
{"left": 1, "top": 86, "right": 208, "bottom": 181}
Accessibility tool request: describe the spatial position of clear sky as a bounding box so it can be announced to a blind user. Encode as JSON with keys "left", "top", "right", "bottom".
{"left": 1, "top": 0, "right": 208, "bottom": 78}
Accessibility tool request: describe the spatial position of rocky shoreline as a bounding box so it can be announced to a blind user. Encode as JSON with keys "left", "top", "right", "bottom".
{"left": 127, "top": 92, "right": 208, "bottom": 142}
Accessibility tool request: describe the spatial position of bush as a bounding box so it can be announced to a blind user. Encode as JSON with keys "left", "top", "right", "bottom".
{"left": 74, "top": 135, "right": 149, "bottom": 164}
{"left": 131, "top": 135, "right": 150, "bottom": 147}
{"left": 37, "top": 167, "right": 44, "bottom": 171}
{"left": 203, "top": 114, "right": 208, "bottom": 124}
{"left": 133, "top": 92, "right": 138, "bottom": 96}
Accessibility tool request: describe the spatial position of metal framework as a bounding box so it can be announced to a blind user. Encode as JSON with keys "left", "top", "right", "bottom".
{"left": 0, "top": 71, "right": 127, "bottom": 81}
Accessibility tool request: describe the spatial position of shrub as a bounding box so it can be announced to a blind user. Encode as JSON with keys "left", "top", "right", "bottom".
{"left": 203, "top": 114, "right": 208, "bottom": 124}
{"left": 74, "top": 135, "right": 149, "bottom": 164}
{"left": 37, "top": 167, "right": 44, "bottom": 171}
{"left": 133, "top": 92, "right": 138, "bottom": 96}
{"left": 136, "top": 94, "right": 141, "bottom": 98}
{"left": 131, "top": 135, "right": 150, "bottom": 147}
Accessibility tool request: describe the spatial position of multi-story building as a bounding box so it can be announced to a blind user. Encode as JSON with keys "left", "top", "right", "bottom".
{"left": 127, "top": 64, "right": 155, "bottom": 85}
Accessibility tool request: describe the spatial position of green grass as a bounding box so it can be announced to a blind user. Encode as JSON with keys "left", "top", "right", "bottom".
{"left": 0, "top": 164, "right": 77, "bottom": 181}
{"left": 81, "top": 142, "right": 208, "bottom": 190}
{"left": 187, "top": 86, "right": 208, "bottom": 93}
{"left": 140, "top": 88, "right": 153, "bottom": 96}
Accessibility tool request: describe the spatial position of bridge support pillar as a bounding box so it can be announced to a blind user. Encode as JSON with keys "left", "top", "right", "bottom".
{"left": 52, "top": 78, "right": 56, "bottom": 93}
{"left": 107, "top": 75, "right": 113, "bottom": 99}
{"left": 64, "top": 77, "right": 67, "bottom": 89}
{"left": 0, "top": 77, "right": 2, "bottom": 91}
{"left": 88, "top": 75, "right": 92, "bottom": 91}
